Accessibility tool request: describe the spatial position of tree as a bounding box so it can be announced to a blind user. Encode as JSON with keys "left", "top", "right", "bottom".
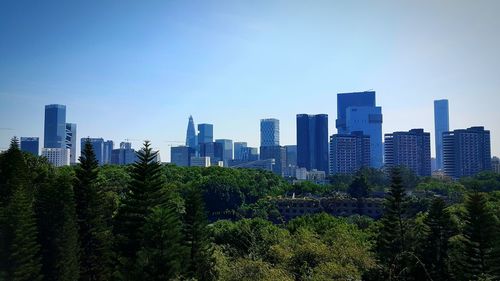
{"left": 113, "top": 141, "right": 167, "bottom": 275}
{"left": 183, "top": 185, "right": 216, "bottom": 280}
{"left": 136, "top": 206, "right": 185, "bottom": 281}
{"left": 348, "top": 174, "right": 370, "bottom": 199}
{"left": 0, "top": 139, "right": 43, "bottom": 281}
{"left": 35, "top": 172, "right": 79, "bottom": 281}
{"left": 419, "top": 197, "right": 454, "bottom": 281}
{"left": 460, "top": 192, "right": 499, "bottom": 280}
{"left": 376, "top": 168, "right": 412, "bottom": 281}
{"left": 74, "top": 139, "right": 112, "bottom": 280}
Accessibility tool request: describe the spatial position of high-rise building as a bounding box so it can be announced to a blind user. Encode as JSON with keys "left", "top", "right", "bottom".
{"left": 329, "top": 131, "right": 370, "bottom": 175}
{"left": 42, "top": 148, "right": 70, "bottom": 167}
{"left": 103, "top": 140, "right": 114, "bottom": 164}
{"left": 198, "top": 124, "right": 214, "bottom": 144}
{"left": 336, "top": 91, "right": 383, "bottom": 168}
{"left": 443, "top": 127, "right": 491, "bottom": 178}
{"left": 44, "top": 104, "right": 66, "bottom": 149}
{"left": 234, "top": 142, "right": 247, "bottom": 160}
{"left": 384, "top": 129, "right": 431, "bottom": 177}
{"left": 492, "top": 157, "right": 500, "bottom": 174}
{"left": 81, "top": 138, "right": 104, "bottom": 165}
{"left": 190, "top": 156, "right": 211, "bottom": 167}
{"left": 241, "top": 147, "right": 259, "bottom": 161}
{"left": 284, "top": 145, "right": 297, "bottom": 167}
{"left": 171, "top": 146, "right": 195, "bottom": 167}
{"left": 111, "top": 142, "right": 137, "bottom": 165}
{"left": 215, "top": 139, "right": 233, "bottom": 165}
{"left": 199, "top": 142, "right": 223, "bottom": 164}
{"left": 260, "top": 118, "right": 280, "bottom": 147}
{"left": 65, "top": 123, "right": 77, "bottom": 164}
{"left": 260, "top": 145, "right": 286, "bottom": 175}
{"left": 434, "top": 99, "right": 449, "bottom": 171}
{"left": 186, "top": 116, "right": 197, "bottom": 152}
{"left": 20, "top": 137, "right": 39, "bottom": 155}
{"left": 296, "top": 114, "right": 329, "bottom": 173}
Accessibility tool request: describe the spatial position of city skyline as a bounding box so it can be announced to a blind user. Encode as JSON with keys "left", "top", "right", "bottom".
{"left": 1, "top": 1, "right": 500, "bottom": 161}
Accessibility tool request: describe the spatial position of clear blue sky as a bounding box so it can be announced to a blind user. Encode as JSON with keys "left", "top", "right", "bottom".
{"left": 1, "top": 0, "right": 499, "bottom": 161}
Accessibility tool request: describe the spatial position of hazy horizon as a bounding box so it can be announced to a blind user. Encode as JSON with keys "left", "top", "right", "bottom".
{"left": 1, "top": 0, "right": 499, "bottom": 161}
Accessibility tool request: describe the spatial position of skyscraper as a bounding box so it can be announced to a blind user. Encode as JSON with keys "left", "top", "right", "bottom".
{"left": 443, "top": 127, "right": 491, "bottom": 178}
{"left": 215, "top": 139, "right": 233, "bottom": 165}
{"left": 42, "top": 148, "right": 70, "bottom": 167}
{"left": 111, "top": 142, "right": 138, "bottom": 165}
{"left": 171, "top": 146, "right": 195, "bottom": 167}
{"left": 198, "top": 124, "right": 214, "bottom": 144}
{"left": 260, "top": 145, "right": 286, "bottom": 175}
{"left": 103, "top": 140, "right": 114, "bottom": 164}
{"left": 65, "top": 123, "right": 77, "bottom": 164}
{"left": 336, "top": 91, "right": 383, "bottom": 168}
{"left": 260, "top": 118, "right": 280, "bottom": 147}
{"left": 434, "top": 99, "right": 449, "bottom": 171}
{"left": 296, "top": 114, "right": 329, "bottom": 173}
{"left": 329, "top": 131, "right": 370, "bottom": 175}
{"left": 384, "top": 129, "right": 431, "bottom": 177}
{"left": 20, "top": 137, "right": 39, "bottom": 155}
{"left": 234, "top": 142, "right": 247, "bottom": 160}
{"left": 44, "top": 104, "right": 66, "bottom": 148}
{"left": 185, "top": 116, "right": 197, "bottom": 151}
{"left": 284, "top": 145, "right": 297, "bottom": 167}
{"left": 81, "top": 138, "right": 104, "bottom": 165}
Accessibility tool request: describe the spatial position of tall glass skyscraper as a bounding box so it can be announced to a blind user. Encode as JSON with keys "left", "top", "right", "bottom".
{"left": 260, "top": 119, "right": 280, "bottom": 147}
{"left": 185, "top": 116, "right": 197, "bottom": 151}
{"left": 215, "top": 139, "right": 233, "bottom": 165}
{"left": 44, "top": 104, "right": 66, "bottom": 148}
{"left": 296, "top": 114, "right": 329, "bottom": 173}
{"left": 336, "top": 91, "right": 383, "bottom": 168}
{"left": 197, "top": 124, "right": 214, "bottom": 144}
{"left": 234, "top": 142, "right": 247, "bottom": 160}
{"left": 20, "top": 137, "right": 39, "bottom": 155}
{"left": 434, "top": 99, "right": 449, "bottom": 171}
{"left": 65, "top": 123, "right": 77, "bottom": 164}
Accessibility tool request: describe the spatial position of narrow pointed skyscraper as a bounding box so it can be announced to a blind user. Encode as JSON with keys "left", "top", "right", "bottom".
{"left": 186, "top": 116, "right": 197, "bottom": 152}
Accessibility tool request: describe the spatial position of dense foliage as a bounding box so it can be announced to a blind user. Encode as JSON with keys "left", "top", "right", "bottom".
{"left": 0, "top": 138, "right": 499, "bottom": 280}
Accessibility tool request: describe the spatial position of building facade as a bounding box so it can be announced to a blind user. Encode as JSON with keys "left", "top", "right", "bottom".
{"left": 197, "top": 124, "right": 214, "bottom": 145}
{"left": 384, "top": 129, "right": 431, "bottom": 177}
{"left": 492, "top": 157, "right": 500, "bottom": 174}
{"left": 171, "top": 146, "right": 195, "bottom": 167}
{"left": 111, "top": 142, "right": 137, "bottom": 165}
{"left": 434, "top": 99, "right": 449, "bottom": 171}
{"left": 215, "top": 139, "right": 233, "bottom": 165}
{"left": 44, "top": 104, "right": 66, "bottom": 149}
{"left": 260, "top": 118, "right": 280, "bottom": 147}
{"left": 443, "top": 127, "right": 491, "bottom": 178}
{"left": 20, "top": 137, "right": 39, "bottom": 155}
{"left": 65, "top": 123, "right": 77, "bottom": 164}
{"left": 190, "top": 156, "right": 211, "bottom": 167}
{"left": 42, "top": 148, "right": 70, "bottom": 167}
{"left": 186, "top": 116, "right": 198, "bottom": 153}
{"left": 329, "top": 131, "right": 370, "bottom": 175}
{"left": 81, "top": 138, "right": 105, "bottom": 165}
{"left": 296, "top": 114, "right": 329, "bottom": 173}
{"left": 103, "top": 140, "right": 114, "bottom": 164}
{"left": 233, "top": 142, "right": 247, "bottom": 160}
{"left": 260, "top": 145, "right": 286, "bottom": 175}
{"left": 336, "top": 92, "right": 383, "bottom": 168}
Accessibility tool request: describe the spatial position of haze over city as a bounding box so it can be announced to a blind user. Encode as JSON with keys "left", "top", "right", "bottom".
{"left": 1, "top": 0, "right": 499, "bottom": 161}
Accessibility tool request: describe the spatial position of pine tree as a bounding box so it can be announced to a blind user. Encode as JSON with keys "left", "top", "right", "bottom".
{"left": 376, "top": 168, "right": 412, "bottom": 281}
{"left": 420, "top": 197, "right": 454, "bottom": 281}
{"left": 461, "top": 192, "right": 499, "bottom": 280}
{"left": 113, "top": 141, "right": 167, "bottom": 276}
{"left": 0, "top": 139, "right": 43, "bottom": 281}
{"left": 74, "top": 139, "right": 112, "bottom": 280}
{"left": 35, "top": 172, "right": 79, "bottom": 281}
{"left": 136, "top": 206, "right": 185, "bottom": 280}
{"left": 183, "top": 185, "right": 216, "bottom": 281}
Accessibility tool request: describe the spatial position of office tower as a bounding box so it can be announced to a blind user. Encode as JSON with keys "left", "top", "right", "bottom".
{"left": 296, "top": 114, "right": 329, "bottom": 173}
{"left": 492, "top": 157, "right": 500, "bottom": 174}
{"left": 111, "top": 142, "right": 138, "bottom": 165}
{"left": 171, "top": 146, "right": 195, "bottom": 167}
{"left": 434, "top": 99, "right": 449, "bottom": 171}
{"left": 241, "top": 147, "right": 259, "bottom": 161}
{"left": 65, "top": 123, "right": 77, "bottom": 164}
{"left": 198, "top": 124, "right": 214, "bottom": 144}
{"left": 329, "top": 131, "right": 370, "bottom": 175}
{"left": 384, "top": 129, "right": 431, "bottom": 177}
{"left": 20, "top": 137, "right": 39, "bottom": 155}
{"left": 443, "top": 127, "right": 491, "bottom": 178}
{"left": 44, "top": 104, "right": 66, "bottom": 148}
{"left": 284, "top": 145, "right": 297, "bottom": 167}
{"left": 42, "top": 148, "right": 70, "bottom": 167}
{"left": 103, "top": 140, "right": 114, "bottom": 164}
{"left": 199, "top": 142, "right": 223, "bottom": 164}
{"left": 215, "top": 139, "right": 233, "bottom": 165}
{"left": 81, "top": 138, "right": 104, "bottom": 165}
{"left": 260, "top": 118, "right": 280, "bottom": 147}
{"left": 234, "top": 142, "right": 247, "bottom": 160}
{"left": 336, "top": 91, "right": 383, "bottom": 168}
{"left": 186, "top": 116, "right": 198, "bottom": 152}
{"left": 190, "top": 157, "right": 211, "bottom": 167}
{"left": 260, "top": 145, "right": 286, "bottom": 175}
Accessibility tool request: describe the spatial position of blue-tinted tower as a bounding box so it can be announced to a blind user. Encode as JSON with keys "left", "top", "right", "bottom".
{"left": 434, "top": 99, "right": 449, "bottom": 171}
{"left": 81, "top": 138, "right": 104, "bottom": 165}
{"left": 197, "top": 124, "right": 214, "bottom": 144}
{"left": 296, "top": 114, "right": 329, "bottom": 173}
{"left": 44, "top": 104, "right": 66, "bottom": 148}
{"left": 260, "top": 119, "right": 280, "bottom": 147}
{"left": 186, "top": 116, "right": 197, "bottom": 152}
{"left": 20, "top": 137, "right": 39, "bottom": 155}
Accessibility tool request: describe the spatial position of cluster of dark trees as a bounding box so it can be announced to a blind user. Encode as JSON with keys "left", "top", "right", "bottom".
{"left": 0, "top": 137, "right": 499, "bottom": 281}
